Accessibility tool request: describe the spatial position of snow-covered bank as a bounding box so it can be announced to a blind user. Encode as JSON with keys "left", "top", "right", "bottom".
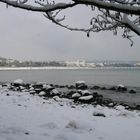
{"left": 0, "top": 86, "right": 140, "bottom": 140}
{"left": 0, "top": 67, "right": 92, "bottom": 71}
{"left": 0, "top": 66, "right": 140, "bottom": 71}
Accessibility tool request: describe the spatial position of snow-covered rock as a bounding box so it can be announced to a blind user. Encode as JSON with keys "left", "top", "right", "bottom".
{"left": 115, "top": 105, "right": 125, "bottom": 111}
{"left": 14, "top": 79, "right": 24, "bottom": 85}
{"left": 44, "top": 84, "right": 53, "bottom": 89}
{"left": 79, "top": 95, "right": 93, "bottom": 101}
{"left": 79, "top": 90, "right": 92, "bottom": 96}
{"left": 50, "top": 89, "right": 60, "bottom": 96}
{"left": 29, "top": 90, "right": 36, "bottom": 95}
{"left": 75, "top": 81, "right": 88, "bottom": 90}
{"left": 53, "top": 96, "right": 61, "bottom": 101}
{"left": 117, "top": 84, "right": 127, "bottom": 91}
{"left": 29, "top": 87, "right": 34, "bottom": 91}
{"left": 108, "top": 103, "right": 114, "bottom": 107}
{"left": 76, "top": 81, "right": 85, "bottom": 84}
{"left": 19, "top": 86, "right": 25, "bottom": 90}
{"left": 39, "top": 91, "right": 46, "bottom": 96}
{"left": 72, "top": 93, "right": 81, "bottom": 98}
{"left": 33, "top": 83, "right": 43, "bottom": 89}
{"left": 117, "top": 84, "right": 125, "bottom": 88}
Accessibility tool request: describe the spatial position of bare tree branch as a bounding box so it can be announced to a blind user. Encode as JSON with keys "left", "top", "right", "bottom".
{"left": 0, "top": 0, "right": 140, "bottom": 46}
{"left": 0, "top": 0, "right": 77, "bottom": 12}
{"left": 73, "top": 0, "right": 140, "bottom": 15}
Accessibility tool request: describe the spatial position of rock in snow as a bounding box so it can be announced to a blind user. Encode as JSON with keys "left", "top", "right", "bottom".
{"left": 50, "top": 89, "right": 60, "bottom": 96}
{"left": 129, "top": 89, "right": 136, "bottom": 94}
{"left": 79, "top": 95, "right": 93, "bottom": 101}
{"left": 76, "top": 81, "right": 86, "bottom": 84}
{"left": 93, "top": 111, "right": 106, "bottom": 117}
{"left": 14, "top": 79, "right": 24, "bottom": 85}
{"left": 75, "top": 81, "right": 88, "bottom": 90}
{"left": 39, "top": 91, "right": 46, "bottom": 96}
{"left": 72, "top": 93, "right": 81, "bottom": 98}
{"left": 79, "top": 90, "right": 92, "bottom": 96}
{"left": 117, "top": 84, "right": 127, "bottom": 91}
{"left": 117, "top": 84, "right": 125, "bottom": 88}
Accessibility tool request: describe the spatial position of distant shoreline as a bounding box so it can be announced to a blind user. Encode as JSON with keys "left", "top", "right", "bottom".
{"left": 0, "top": 66, "right": 140, "bottom": 71}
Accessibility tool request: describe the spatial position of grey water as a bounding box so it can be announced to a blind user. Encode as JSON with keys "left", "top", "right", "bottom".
{"left": 0, "top": 68, "right": 140, "bottom": 87}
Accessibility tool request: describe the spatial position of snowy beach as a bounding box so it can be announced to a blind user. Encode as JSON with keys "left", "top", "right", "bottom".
{"left": 0, "top": 80, "right": 140, "bottom": 140}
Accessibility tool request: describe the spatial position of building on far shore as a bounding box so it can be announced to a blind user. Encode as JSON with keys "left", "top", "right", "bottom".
{"left": 65, "top": 60, "right": 96, "bottom": 68}
{"left": 65, "top": 60, "right": 86, "bottom": 67}
{"left": 134, "top": 62, "right": 140, "bottom": 67}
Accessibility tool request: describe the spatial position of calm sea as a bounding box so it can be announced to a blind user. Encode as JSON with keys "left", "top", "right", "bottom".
{"left": 0, "top": 68, "right": 140, "bottom": 87}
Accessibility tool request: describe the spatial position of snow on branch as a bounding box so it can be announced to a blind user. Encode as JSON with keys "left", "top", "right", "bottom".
{"left": 123, "top": 14, "right": 140, "bottom": 36}
{"left": 0, "top": 0, "right": 77, "bottom": 12}
{"left": 1, "top": 0, "right": 140, "bottom": 15}
{"left": 0, "top": 0, "right": 140, "bottom": 45}
{"left": 73, "top": 0, "right": 140, "bottom": 15}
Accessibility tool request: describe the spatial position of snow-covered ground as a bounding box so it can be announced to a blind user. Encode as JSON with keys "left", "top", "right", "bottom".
{"left": 0, "top": 86, "right": 140, "bottom": 140}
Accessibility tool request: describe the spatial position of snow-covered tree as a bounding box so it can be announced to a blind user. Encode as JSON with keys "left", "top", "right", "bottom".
{"left": 0, "top": 0, "right": 140, "bottom": 45}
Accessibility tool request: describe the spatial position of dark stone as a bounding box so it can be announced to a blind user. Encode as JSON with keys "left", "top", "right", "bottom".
{"left": 44, "top": 87, "right": 54, "bottom": 94}
{"left": 66, "top": 90, "right": 76, "bottom": 98}
{"left": 65, "top": 85, "right": 69, "bottom": 88}
{"left": 24, "top": 132, "right": 29, "bottom": 135}
{"left": 67, "top": 85, "right": 75, "bottom": 89}
{"left": 8, "top": 86, "right": 15, "bottom": 91}
{"left": 13, "top": 83, "right": 21, "bottom": 87}
{"left": 109, "top": 86, "right": 116, "bottom": 90}
{"left": 78, "top": 98, "right": 93, "bottom": 104}
{"left": 117, "top": 86, "right": 127, "bottom": 92}
{"left": 6, "top": 93, "right": 10, "bottom": 96}
{"left": 135, "top": 105, "right": 140, "bottom": 110}
{"left": 50, "top": 89, "right": 60, "bottom": 96}
{"left": 59, "top": 85, "right": 65, "bottom": 88}
{"left": 54, "top": 85, "right": 59, "bottom": 88}
{"left": 76, "top": 82, "right": 88, "bottom": 90}
{"left": 29, "top": 91, "right": 36, "bottom": 95}
{"left": 34, "top": 88, "right": 42, "bottom": 93}
{"left": 129, "top": 89, "right": 136, "bottom": 94}
{"left": 93, "top": 112, "right": 106, "bottom": 117}
{"left": 91, "top": 85, "right": 100, "bottom": 90}
{"left": 100, "top": 87, "right": 106, "bottom": 90}
{"left": 50, "top": 84, "right": 54, "bottom": 87}
{"left": 24, "top": 83, "right": 30, "bottom": 89}
{"left": 93, "top": 92, "right": 99, "bottom": 98}
{"left": 96, "top": 96, "right": 103, "bottom": 104}
{"left": 53, "top": 85, "right": 65, "bottom": 88}
{"left": 71, "top": 105, "right": 76, "bottom": 108}
{"left": 32, "top": 84, "right": 43, "bottom": 89}
{"left": 2, "top": 84, "right": 8, "bottom": 87}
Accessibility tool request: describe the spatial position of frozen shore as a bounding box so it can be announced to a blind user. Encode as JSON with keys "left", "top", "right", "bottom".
{"left": 0, "top": 66, "right": 140, "bottom": 71}
{"left": 1, "top": 80, "right": 140, "bottom": 110}
{"left": 0, "top": 84, "right": 140, "bottom": 140}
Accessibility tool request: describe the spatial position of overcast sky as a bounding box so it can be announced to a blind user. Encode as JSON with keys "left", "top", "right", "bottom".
{"left": 0, "top": 3, "right": 140, "bottom": 61}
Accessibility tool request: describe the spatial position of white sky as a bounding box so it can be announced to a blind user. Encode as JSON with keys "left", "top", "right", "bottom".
{"left": 0, "top": 3, "right": 140, "bottom": 61}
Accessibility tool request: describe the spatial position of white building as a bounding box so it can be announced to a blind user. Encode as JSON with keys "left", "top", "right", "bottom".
{"left": 134, "top": 62, "right": 140, "bottom": 67}
{"left": 65, "top": 60, "right": 86, "bottom": 67}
